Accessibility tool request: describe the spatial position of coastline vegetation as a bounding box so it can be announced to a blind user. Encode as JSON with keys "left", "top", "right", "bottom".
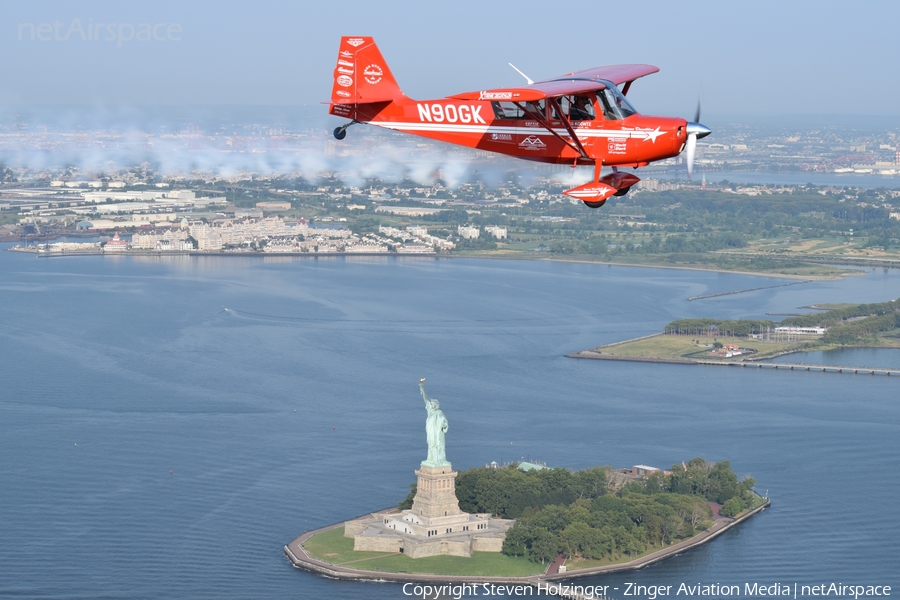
{"left": 593, "top": 298, "right": 900, "bottom": 361}
{"left": 433, "top": 188, "right": 900, "bottom": 277}
{"left": 453, "top": 459, "right": 753, "bottom": 565}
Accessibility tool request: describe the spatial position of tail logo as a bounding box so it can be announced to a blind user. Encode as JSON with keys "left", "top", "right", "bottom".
{"left": 336, "top": 75, "right": 353, "bottom": 87}
{"left": 346, "top": 38, "right": 365, "bottom": 47}
{"left": 363, "top": 64, "right": 383, "bottom": 85}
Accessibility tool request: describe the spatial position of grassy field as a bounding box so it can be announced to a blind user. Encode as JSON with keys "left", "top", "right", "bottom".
{"left": 461, "top": 249, "right": 857, "bottom": 278}
{"left": 301, "top": 527, "right": 544, "bottom": 577}
{"left": 595, "top": 334, "right": 806, "bottom": 361}
{"left": 858, "top": 331, "right": 900, "bottom": 348}
{"left": 302, "top": 527, "right": 396, "bottom": 564}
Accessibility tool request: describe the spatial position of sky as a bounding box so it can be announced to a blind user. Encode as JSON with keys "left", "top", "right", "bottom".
{"left": 2, "top": 0, "right": 899, "bottom": 118}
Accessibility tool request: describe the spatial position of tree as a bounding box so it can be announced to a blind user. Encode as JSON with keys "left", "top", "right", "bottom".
{"left": 720, "top": 497, "right": 744, "bottom": 517}
{"left": 501, "top": 522, "right": 530, "bottom": 556}
{"left": 529, "top": 529, "right": 558, "bottom": 564}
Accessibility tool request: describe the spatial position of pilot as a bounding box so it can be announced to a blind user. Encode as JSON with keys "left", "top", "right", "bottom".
{"left": 569, "top": 96, "right": 593, "bottom": 120}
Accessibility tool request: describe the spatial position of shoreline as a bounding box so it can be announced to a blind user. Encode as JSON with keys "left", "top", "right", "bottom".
{"left": 283, "top": 499, "right": 769, "bottom": 585}
{"left": 5, "top": 244, "right": 874, "bottom": 281}
{"left": 568, "top": 339, "right": 900, "bottom": 376}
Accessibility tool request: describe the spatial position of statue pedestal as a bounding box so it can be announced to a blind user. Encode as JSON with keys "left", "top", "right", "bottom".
{"left": 410, "top": 464, "right": 462, "bottom": 523}
{"left": 346, "top": 461, "right": 514, "bottom": 557}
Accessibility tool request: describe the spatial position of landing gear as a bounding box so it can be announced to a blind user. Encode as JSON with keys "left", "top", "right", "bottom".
{"left": 333, "top": 120, "right": 357, "bottom": 140}
{"left": 583, "top": 200, "right": 607, "bottom": 209}
{"left": 614, "top": 187, "right": 631, "bottom": 197}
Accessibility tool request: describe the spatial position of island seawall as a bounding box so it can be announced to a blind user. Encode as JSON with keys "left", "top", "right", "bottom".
{"left": 284, "top": 498, "right": 770, "bottom": 584}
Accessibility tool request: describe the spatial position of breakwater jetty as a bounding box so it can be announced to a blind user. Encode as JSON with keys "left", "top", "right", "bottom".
{"left": 688, "top": 280, "right": 807, "bottom": 301}
{"left": 696, "top": 359, "right": 899, "bottom": 375}
{"left": 569, "top": 350, "right": 900, "bottom": 377}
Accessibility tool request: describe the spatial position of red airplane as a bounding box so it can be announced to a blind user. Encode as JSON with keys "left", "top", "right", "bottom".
{"left": 328, "top": 36, "right": 710, "bottom": 208}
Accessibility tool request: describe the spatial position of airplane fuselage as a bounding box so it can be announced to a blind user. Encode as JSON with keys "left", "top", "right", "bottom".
{"left": 331, "top": 98, "right": 688, "bottom": 168}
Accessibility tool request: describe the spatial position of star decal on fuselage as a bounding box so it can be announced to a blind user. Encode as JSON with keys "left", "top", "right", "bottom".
{"left": 642, "top": 127, "right": 664, "bottom": 143}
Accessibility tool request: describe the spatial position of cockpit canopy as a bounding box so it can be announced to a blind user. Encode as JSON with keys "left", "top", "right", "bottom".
{"left": 597, "top": 86, "right": 638, "bottom": 120}
{"left": 490, "top": 84, "right": 638, "bottom": 122}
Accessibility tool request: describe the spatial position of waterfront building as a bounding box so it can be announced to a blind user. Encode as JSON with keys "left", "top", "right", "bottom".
{"left": 774, "top": 326, "right": 826, "bottom": 335}
{"left": 103, "top": 233, "right": 128, "bottom": 252}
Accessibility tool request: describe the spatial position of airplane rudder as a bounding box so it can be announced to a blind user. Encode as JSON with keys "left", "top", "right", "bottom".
{"left": 331, "top": 36, "right": 405, "bottom": 105}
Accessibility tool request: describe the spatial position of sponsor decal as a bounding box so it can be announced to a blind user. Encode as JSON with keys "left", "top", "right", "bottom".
{"left": 519, "top": 135, "right": 546, "bottom": 150}
{"left": 336, "top": 90, "right": 351, "bottom": 98}
{"left": 337, "top": 59, "right": 354, "bottom": 67}
{"left": 416, "top": 103, "right": 486, "bottom": 125}
{"left": 363, "top": 63, "right": 383, "bottom": 85}
{"left": 608, "top": 142, "right": 627, "bottom": 153}
{"left": 478, "top": 91, "right": 513, "bottom": 100}
{"left": 340, "top": 50, "right": 352, "bottom": 58}
{"left": 346, "top": 38, "right": 365, "bottom": 47}
{"left": 337, "top": 67, "right": 354, "bottom": 75}
{"left": 333, "top": 105, "right": 351, "bottom": 115}
{"left": 336, "top": 75, "right": 353, "bottom": 87}
{"left": 491, "top": 133, "right": 513, "bottom": 141}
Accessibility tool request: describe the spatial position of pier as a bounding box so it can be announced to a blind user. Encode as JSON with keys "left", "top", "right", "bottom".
{"left": 570, "top": 351, "right": 900, "bottom": 377}
{"left": 687, "top": 280, "right": 807, "bottom": 301}
{"left": 696, "top": 359, "right": 900, "bottom": 376}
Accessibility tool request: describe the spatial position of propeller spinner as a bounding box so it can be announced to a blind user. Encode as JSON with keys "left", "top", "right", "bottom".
{"left": 685, "top": 102, "right": 712, "bottom": 178}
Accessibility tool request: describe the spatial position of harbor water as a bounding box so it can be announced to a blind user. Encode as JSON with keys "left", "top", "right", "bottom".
{"left": 0, "top": 249, "right": 898, "bottom": 599}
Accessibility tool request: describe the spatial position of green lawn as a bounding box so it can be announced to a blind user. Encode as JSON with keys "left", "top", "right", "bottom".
{"left": 302, "top": 527, "right": 396, "bottom": 564}
{"left": 596, "top": 335, "right": 805, "bottom": 360}
{"left": 301, "top": 526, "right": 544, "bottom": 576}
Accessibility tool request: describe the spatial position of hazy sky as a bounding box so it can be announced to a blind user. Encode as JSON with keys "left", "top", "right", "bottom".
{"left": 2, "top": 0, "right": 899, "bottom": 117}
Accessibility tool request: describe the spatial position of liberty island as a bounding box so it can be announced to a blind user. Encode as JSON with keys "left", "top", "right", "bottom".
{"left": 283, "top": 379, "right": 768, "bottom": 583}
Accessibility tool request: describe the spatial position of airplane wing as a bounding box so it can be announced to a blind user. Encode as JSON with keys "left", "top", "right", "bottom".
{"left": 449, "top": 64, "right": 658, "bottom": 101}
{"left": 552, "top": 64, "right": 659, "bottom": 86}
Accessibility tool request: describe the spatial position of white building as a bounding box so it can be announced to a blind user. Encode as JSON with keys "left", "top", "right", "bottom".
{"left": 484, "top": 226, "right": 507, "bottom": 239}
{"left": 774, "top": 326, "right": 826, "bottom": 335}
{"left": 458, "top": 225, "right": 479, "bottom": 239}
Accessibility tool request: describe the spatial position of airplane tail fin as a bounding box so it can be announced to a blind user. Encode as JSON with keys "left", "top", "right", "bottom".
{"left": 330, "top": 36, "right": 405, "bottom": 109}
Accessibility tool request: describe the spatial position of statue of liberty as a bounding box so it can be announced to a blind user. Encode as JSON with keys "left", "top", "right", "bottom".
{"left": 419, "top": 378, "right": 450, "bottom": 467}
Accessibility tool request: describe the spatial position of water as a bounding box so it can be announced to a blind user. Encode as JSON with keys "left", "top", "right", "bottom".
{"left": 661, "top": 170, "right": 900, "bottom": 189}
{"left": 0, "top": 250, "right": 898, "bottom": 599}
{"left": 774, "top": 348, "right": 900, "bottom": 370}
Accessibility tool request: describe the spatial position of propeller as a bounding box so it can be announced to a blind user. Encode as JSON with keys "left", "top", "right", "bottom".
{"left": 685, "top": 100, "right": 711, "bottom": 178}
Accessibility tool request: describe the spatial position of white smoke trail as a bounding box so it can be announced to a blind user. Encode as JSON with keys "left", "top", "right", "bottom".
{"left": 0, "top": 106, "right": 536, "bottom": 188}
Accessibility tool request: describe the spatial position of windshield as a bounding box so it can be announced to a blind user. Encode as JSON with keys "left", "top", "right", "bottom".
{"left": 491, "top": 100, "right": 545, "bottom": 120}
{"left": 597, "top": 86, "right": 638, "bottom": 120}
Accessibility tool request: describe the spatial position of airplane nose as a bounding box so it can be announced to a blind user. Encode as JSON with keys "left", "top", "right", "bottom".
{"left": 686, "top": 122, "right": 712, "bottom": 140}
